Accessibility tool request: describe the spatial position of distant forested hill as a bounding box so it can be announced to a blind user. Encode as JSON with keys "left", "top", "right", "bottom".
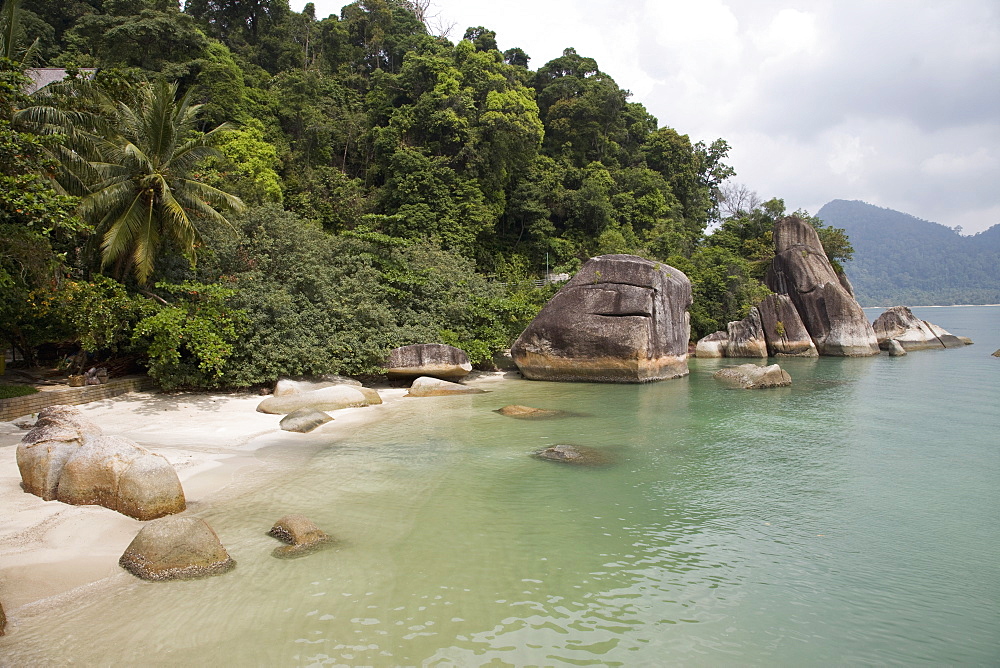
{"left": 816, "top": 200, "right": 1000, "bottom": 306}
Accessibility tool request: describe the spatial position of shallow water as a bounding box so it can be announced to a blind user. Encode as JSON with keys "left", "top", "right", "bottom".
{"left": 3, "top": 306, "right": 999, "bottom": 666}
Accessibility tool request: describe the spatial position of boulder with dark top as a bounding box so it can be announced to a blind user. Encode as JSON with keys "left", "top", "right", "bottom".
{"left": 757, "top": 293, "right": 818, "bottom": 357}
{"left": 257, "top": 384, "right": 381, "bottom": 414}
{"left": 385, "top": 344, "right": 472, "bottom": 380}
{"left": 406, "top": 376, "right": 485, "bottom": 397}
{"left": 713, "top": 363, "right": 792, "bottom": 389}
{"left": 119, "top": 517, "right": 235, "bottom": 581}
{"left": 512, "top": 255, "right": 692, "bottom": 382}
{"left": 724, "top": 307, "right": 767, "bottom": 358}
{"left": 273, "top": 376, "right": 360, "bottom": 397}
{"left": 57, "top": 434, "right": 185, "bottom": 520}
{"left": 694, "top": 330, "right": 727, "bottom": 358}
{"left": 533, "top": 444, "right": 613, "bottom": 466}
{"left": 494, "top": 405, "right": 563, "bottom": 419}
{"left": 16, "top": 405, "right": 103, "bottom": 500}
{"left": 267, "top": 514, "right": 333, "bottom": 558}
{"left": 872, "top": 306, "right": 965, "bottom": 351}
{"left": 766, "top": 216, "right": 879, "bottom": 356}
{"left": 279, "top": 408, "right": 333, "bottom": 433}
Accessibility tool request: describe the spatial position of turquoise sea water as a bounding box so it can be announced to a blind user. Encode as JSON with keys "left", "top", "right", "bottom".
{"left": 3, "top": 306, "right": 999, "bottom": 666}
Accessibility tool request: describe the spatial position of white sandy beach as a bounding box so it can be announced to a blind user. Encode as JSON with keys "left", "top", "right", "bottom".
{"left": 0, "top": 381, "right": 461, "bottom": 624}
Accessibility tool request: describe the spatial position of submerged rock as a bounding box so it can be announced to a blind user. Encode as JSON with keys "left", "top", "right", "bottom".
{"left": 713, "top": 363, "right": 792, "bottom": 389}
{"left": 766, "top": 216, "right": 879, "bottom": 356}
{"left": 267, "top": 514, "right": 333, "bottom": 558}
{"left": 512, "top": 254, "right": 692, "bottom": 382}
{"left": 279, "top": 408, "right": 333, "bottom": 433}
{"left": 385, "top": 344, "right": 472, "bottom": 380}
{"left": 494, "top": 405, "right": 563, "bottom": 419}
{"left": 257, "top": 384, "right": 381, "bottom": 414}
{"left": 406, "top": 376, "right": 485, "bottom": 397}
{"left": 119, "top": 517, "right": 235, "bottom": 581}
{"left": 57, "top": 434, "right": 185, "bottom": 520}
{"left": 533, "top": 444, "right": 614, "bottom": 466}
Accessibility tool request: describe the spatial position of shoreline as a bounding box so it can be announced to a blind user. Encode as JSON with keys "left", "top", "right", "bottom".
{"left": 0, "top": 374, "right": 508, "bottom": 627}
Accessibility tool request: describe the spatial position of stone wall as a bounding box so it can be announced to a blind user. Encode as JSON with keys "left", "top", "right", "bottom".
{"left": 0, "top": 376, "right": 155, "bottom": 422}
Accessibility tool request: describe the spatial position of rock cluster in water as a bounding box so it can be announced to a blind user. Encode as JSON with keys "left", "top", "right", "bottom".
{"left": 385, "top": 343, "right": 472, "bottom": 380}
{"left": 16, "top": 405, "right": 185, "bottom": 520}
{"left": 872, "top": 306, "right": 968, "bottom": 351}
{"left": 512, "top": 254, "right": 692, "bottom": 383}
{"left": 699, "top": 215, "right": 879, "bottom": 358}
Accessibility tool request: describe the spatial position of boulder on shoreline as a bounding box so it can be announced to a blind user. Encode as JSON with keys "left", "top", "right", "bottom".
{"left": 16, "top": 405, "right": 102, "bottom": 500}
{"left": 385, "top": 344, "right": 472, "bottom": 380}
{"left": 406, "top": 376, "right": 485, "bottom": 397}
{"left": 119, "top": 517, "right": 235, "bottom": 581}
{"left": 257, "top": 384, "right": 381, "bottom": 414}
{"left": 512, "top": 254, "right": 692, "bottom": 382}
{"left": 713, "top": 363, "right": 792, "bottom": 389}
{"left": 267, "top": 514, "right": 333, "bottom": 558}
{"left": 279, "top": 408, "right": 333, "bottom": 433}
{"left": 273, "top": 376, "right": 361, "bottom": 396}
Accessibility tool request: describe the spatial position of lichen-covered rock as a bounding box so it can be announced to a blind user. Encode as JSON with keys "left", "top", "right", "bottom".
{"left": 279, "top": 408, "right": 333, "bottom": 433}
{"left": 766, "top": 216, "right": 878, "bottom": 356}
{"left": 512, "top": 255, "right": 692, "bottom": 382}
{"left": 533, "top": 444, "right": 613, "bottom": 466}
{"left": 713, "top": 363, "right": 792, "bottom": 389}
{"left": 267, "top": 514, "right": 333, "bottom": 558}
{"left": 872, "top": 306, "right": 964, "bottom": 351}
{"left": 16, "top": 405, "right": 104, "bottom": 500}
{"left": 119, "top": 517, "right": 235, "bottom": 581}
{"left": 273, "top": 376, "right": 360, "bottom": 396}
{"left": 724, "top": 307, "right": 767, "bottom": 358}
{"left": 694, "top": 330, "right": 727, "bottom": 358}
{"left": 757, "top": 293, "right": 818, "bottom": 357}
{"left": 257, "top": 384, "right": 381, "bottom": 414}
{"left": 494, "top": 405, "right": 562, "bottom": 419}
{"left": 385, "top": 344, "right": 472, "bottom": 380}
{"left": 57, "top": 435, "right": 185, "bottom": 520}
{"left": 406, "top": 376, "right": 485, "bottom": 397}
{"left": 886, "top": 339, "right": 907, "bottom": 356}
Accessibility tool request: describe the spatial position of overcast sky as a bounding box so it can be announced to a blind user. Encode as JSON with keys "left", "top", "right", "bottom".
{"left": 303, "top": 0, "right": 1000, "bottom": 234}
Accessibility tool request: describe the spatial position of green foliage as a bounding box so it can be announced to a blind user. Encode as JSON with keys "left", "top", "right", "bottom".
{"left": 131, "top": 281, "right": 243, "bottom": 389}
{"left": 0, "top": 384, "right": 38, "bottom": 398}
{"left": 57, "top": 275, "right": 154, "bottom": 353}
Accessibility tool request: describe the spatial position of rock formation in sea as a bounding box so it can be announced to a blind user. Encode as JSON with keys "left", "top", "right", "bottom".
{"left": 512, "top": 254, "right": 692, "bottom": 382}
{"left": 385, "top": 343, "right": 473, "bottom": 380}
{"left": 267, "top": 514, "right": 333, "bottom": 558}
{"left": 872, "top": 306, "right": 967, "bottom": 351}
{"left": 16, "top": 405, "right": 185, "bottom": 520}
{"left": 119, "top": 517, "right": 235, "bottom": 581}
{"left": 713, "top": 363, "right": 792, "bottom": 389}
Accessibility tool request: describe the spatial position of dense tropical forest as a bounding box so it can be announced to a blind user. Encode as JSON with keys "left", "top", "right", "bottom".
{"left": 818, "top": 200, "right": 1000, "bottom": 307}
{"left": 1, "top": 0, "right": 852, "bottom": 389}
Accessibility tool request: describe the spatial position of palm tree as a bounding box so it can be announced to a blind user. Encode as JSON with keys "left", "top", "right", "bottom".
{"left": 72, "top": 80, "right": 245, "bottom": 284}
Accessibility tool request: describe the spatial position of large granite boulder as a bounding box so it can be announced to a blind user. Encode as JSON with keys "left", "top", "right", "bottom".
{"left": 512, "top": 255, "right": 692, "bottom": 382}
{"left": 267, "top": 514, "right": 333, "bottom": 558}
{"left": 16, "top": 405, "right": 102, "bottom": 500}
{"left": 57, "top": 435, "right": 185, "bottom": 520}
{"left": 872, "top": 306, "right": 965, "bottom": 350}
{"left": 273, "top": 375, "right": 361, "bottom": 396}
{"left": 757, "top": 293, "right": 818, "bottom": 357}
{"left": 257, "top": 384, "right": 381, "bottom": 414}
{"left": 766, "top": 216, "right": 878, "bottom": 356}
{"left": 713, "top": 363, "right": 792, "bottom": 389}
{"left": 406, "top": 376, "right": 485, "bottom": 397}
{"left": 385, "top": 344, "right": 472, "bottom": 380}
{"left": 724, "top": 307, "right": 767, "bottom": 358}
{"left": 694, "top": 330, "right": 727, "bottom": 358}
{"left": 119, "top": 517, "right": 235, "bottom": 581}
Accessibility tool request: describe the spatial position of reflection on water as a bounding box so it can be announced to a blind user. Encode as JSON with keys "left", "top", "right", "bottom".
{"left": 3, "top": 306, "right": 999, "bottom": 666}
